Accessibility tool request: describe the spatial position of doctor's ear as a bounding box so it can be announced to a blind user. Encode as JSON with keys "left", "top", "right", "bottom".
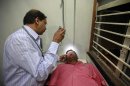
{"left": 35, "top": 17, "right": 39, "bottom": 24}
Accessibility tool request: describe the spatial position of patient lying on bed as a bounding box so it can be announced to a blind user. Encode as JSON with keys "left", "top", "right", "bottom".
{"left": 47, "top": 50, "right": 107, "bottom": 86}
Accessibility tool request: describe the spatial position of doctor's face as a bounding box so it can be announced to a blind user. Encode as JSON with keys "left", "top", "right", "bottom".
{"left": 37, "top": 19, "right": 47, "bottom": 35}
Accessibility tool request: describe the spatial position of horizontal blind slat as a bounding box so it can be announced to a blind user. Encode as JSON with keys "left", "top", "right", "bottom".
{"left": 92, "top": 46, "right": 130, "bottom": 81}
{"left": 93, "top": 41, "right": 130, "bottom": 69}
{"left": 94, "top": 33, "right": 130, "bottom": 51}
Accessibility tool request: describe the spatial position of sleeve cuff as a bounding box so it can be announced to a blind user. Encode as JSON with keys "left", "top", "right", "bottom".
{"left": 48, "top": 42, "right": 59, "bottom": 54}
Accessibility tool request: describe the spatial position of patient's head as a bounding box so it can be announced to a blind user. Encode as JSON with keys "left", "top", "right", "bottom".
{"left": 65, "top": 50, "right": 78, "bottom": 64}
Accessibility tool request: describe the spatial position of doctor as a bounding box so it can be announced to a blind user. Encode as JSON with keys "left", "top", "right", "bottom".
{"left": 3, "top": 9, "right": 65, "bottom": 86}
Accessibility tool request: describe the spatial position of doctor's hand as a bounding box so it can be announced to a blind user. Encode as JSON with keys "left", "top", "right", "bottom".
{"left": 53, "top": 27, "right": 65, "bottom": 43}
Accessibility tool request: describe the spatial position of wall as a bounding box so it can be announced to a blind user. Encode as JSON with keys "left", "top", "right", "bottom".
{"left": 0, "top": 0, "right": 94, "bottom": 85}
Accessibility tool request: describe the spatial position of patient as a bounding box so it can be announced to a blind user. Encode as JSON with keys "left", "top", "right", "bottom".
{"left": 47, "top": 50, "right": 107, "bottom": 86}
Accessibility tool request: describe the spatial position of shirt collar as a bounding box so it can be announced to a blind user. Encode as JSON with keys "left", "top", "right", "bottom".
{"left": 23, "top": 25, "right": 39, "bottom": 40}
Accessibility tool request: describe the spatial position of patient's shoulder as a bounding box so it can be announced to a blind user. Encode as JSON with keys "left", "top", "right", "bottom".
{"left": 84, "top": 63, "right": 97, "bottom": 69}
{"left": 57, "top": 63, "right": 66, "bottom": 68}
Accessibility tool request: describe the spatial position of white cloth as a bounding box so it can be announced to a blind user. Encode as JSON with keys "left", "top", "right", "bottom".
{"left": 3, "top": 25, "right": 59, "bottom": 86}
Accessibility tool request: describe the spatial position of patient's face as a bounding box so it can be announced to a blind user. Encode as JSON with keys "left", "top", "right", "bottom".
{"left": 66, "top": 51, "right": 75, "bottom": 58}
{"left": 66, "top": 50, "right": 78, "bottom": 63}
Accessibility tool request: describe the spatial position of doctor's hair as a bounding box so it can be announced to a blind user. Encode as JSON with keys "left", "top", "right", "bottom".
{"left": 23, "top": 9, "right": 47, "bottom": 25}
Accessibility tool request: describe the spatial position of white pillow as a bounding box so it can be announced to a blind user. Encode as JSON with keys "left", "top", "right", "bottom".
{"left": 78, "top": 59, "right": 87, "bottom": 63}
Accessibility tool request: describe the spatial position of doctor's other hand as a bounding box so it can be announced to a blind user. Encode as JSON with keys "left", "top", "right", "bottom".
{"left": 53, "top": 27, "right": 65, "bottom": 43}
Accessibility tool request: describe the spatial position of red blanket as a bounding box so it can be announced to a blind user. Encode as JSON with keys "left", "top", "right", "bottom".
{"left": 48, "top": 61, "right": 107, "bottom": 86}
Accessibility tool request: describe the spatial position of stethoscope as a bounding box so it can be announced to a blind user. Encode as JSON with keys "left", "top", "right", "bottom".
{"left": 22, "top": 26, "right": 44, "bottom": 57}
